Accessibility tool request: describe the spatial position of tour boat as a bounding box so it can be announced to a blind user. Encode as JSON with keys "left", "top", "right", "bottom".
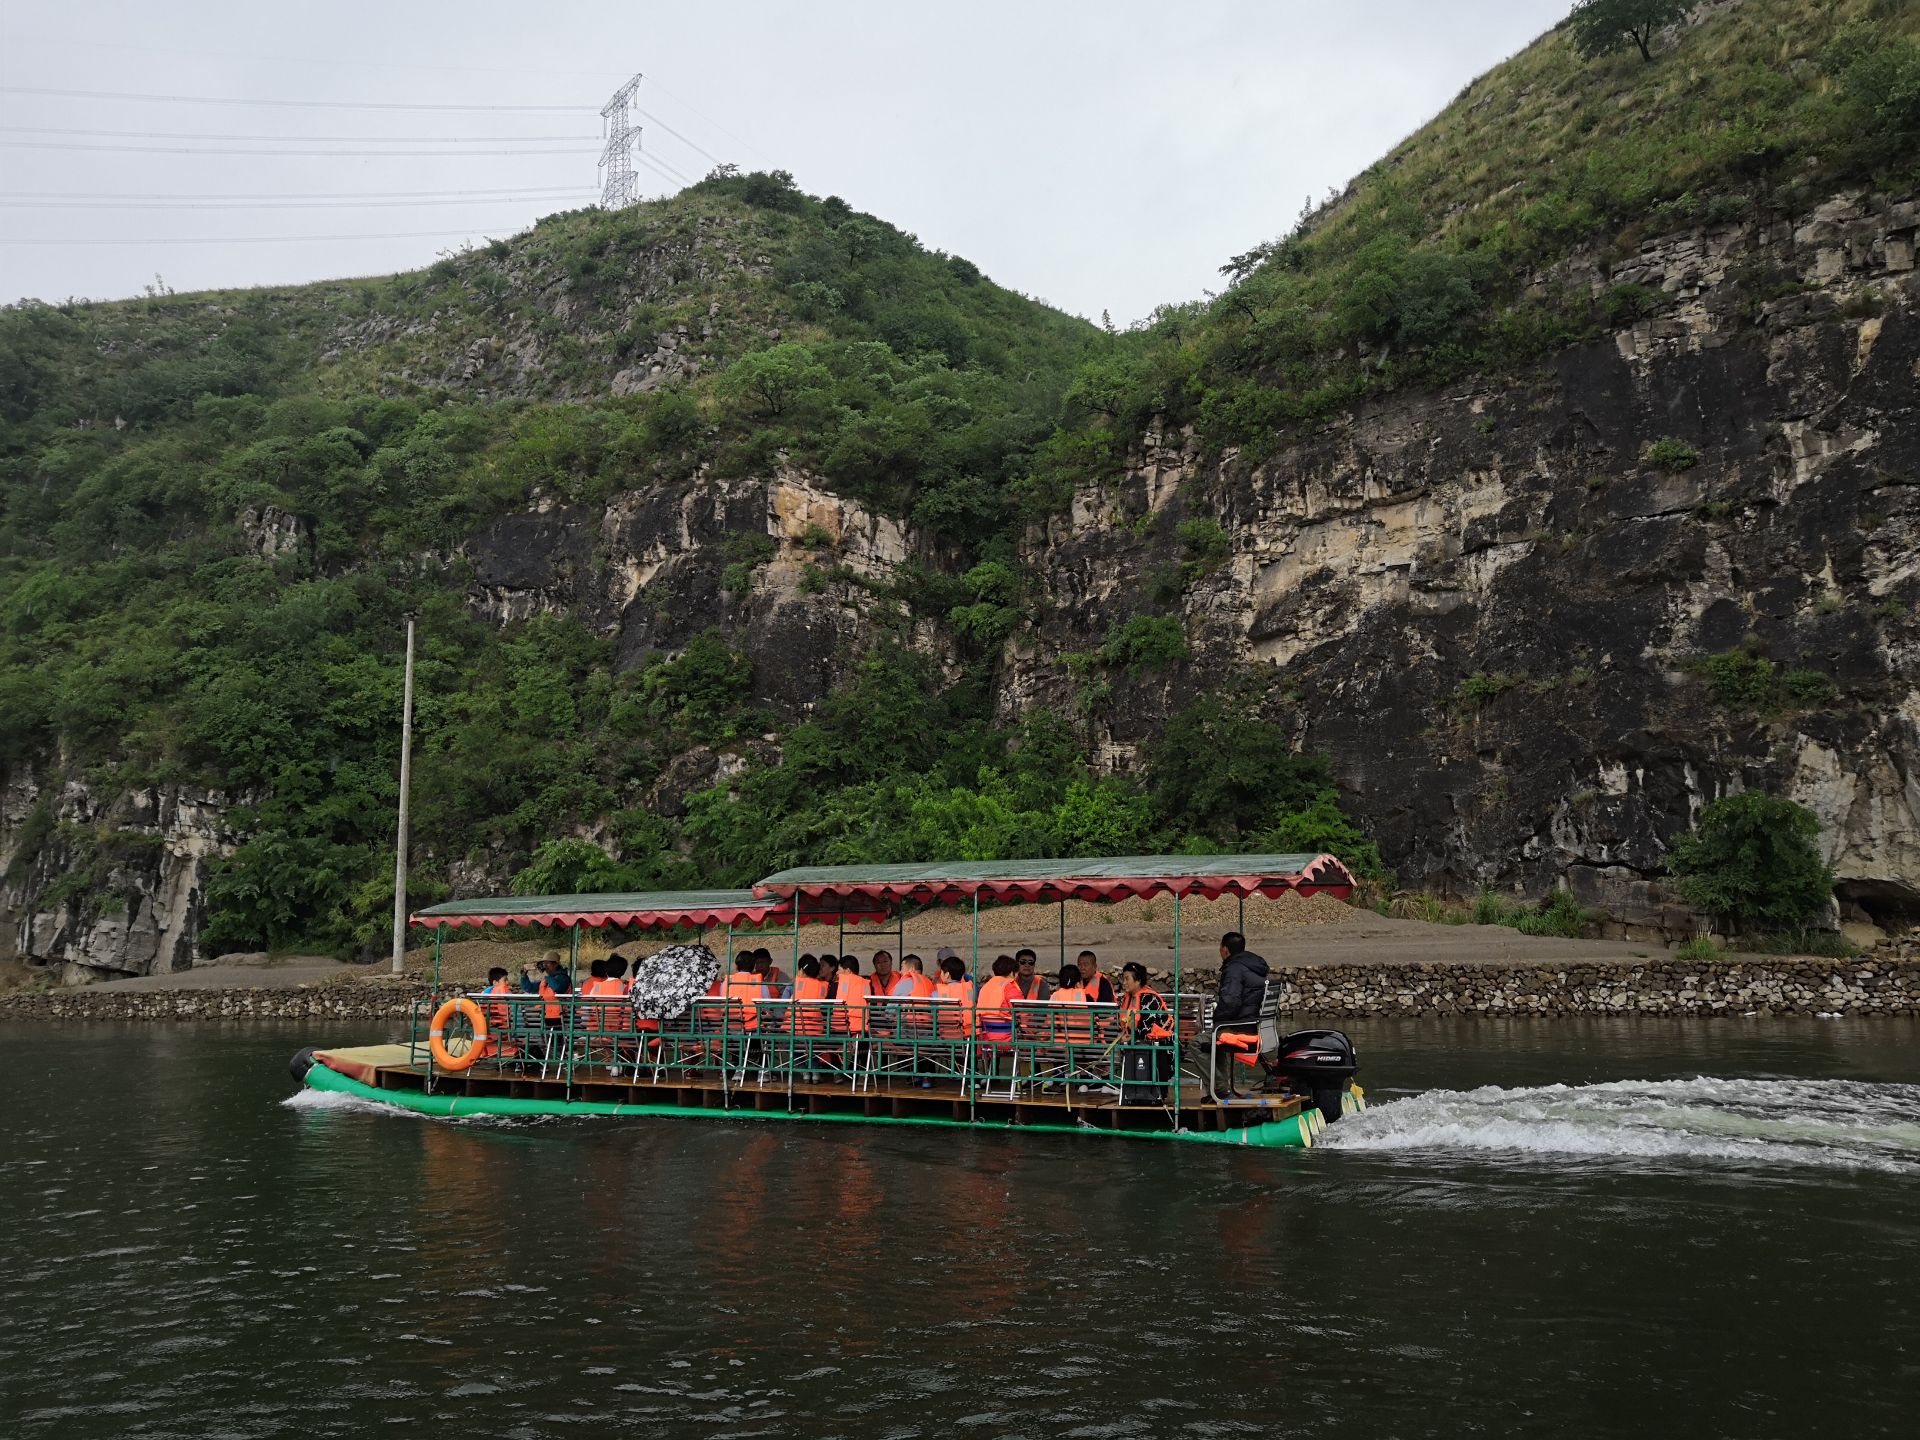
{"left": 290, "top": 854, "right": 1367, "bottom": 1147}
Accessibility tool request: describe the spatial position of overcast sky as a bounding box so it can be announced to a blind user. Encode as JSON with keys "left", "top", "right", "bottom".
{"left": 0, "top": 1, "right": 1571, "bottom": 324}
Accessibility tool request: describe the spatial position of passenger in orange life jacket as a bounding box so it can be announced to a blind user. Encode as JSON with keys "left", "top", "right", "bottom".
{"left": 480, "top": 966, "right": 517, "bottom": 1058}
{"left": 756, "top": 947, "right": 788, "bottom": 992}
{"left": 974, "top": 955, "right": 1020, "bottom": 1041}
{"left": 722, "top": 953, "right": 764, "bottom": 1030}
{"left": 933, "top": 954, "right": 975, "bottom": 1036}
{"left": 519, "top": 951, "right": 570, "bottom": 1027}
{"left": 868, "top": 950, "right": 897, "bottom": 996}
{"left": 1076, "top": 949, "right": 1115, "bottom": 1004}
{"left": 1048, "top": 962, "right": 1091, "bottom": 1047}
{"left": 835, "top": 955, "right": 869, "bottom": 1034}
{"left": 600, "top": 955, "right": 632, "bottom": 1074}
{"left": 793, "top": 955, "right": 830, "bottom": 1038}
{"left": 889, "top": 954, "right": 934, "bottom": 998}
{"left": 1013, "top": 950, "right": 1048, "bottom": 1001}
{"left": 1117, "top": 961, "right": 1174, "bottom": 1102}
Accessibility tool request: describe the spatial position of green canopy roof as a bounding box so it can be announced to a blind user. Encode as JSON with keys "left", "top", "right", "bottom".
{"left": 754, "top": 852, "right": 1355, "bottom": 905}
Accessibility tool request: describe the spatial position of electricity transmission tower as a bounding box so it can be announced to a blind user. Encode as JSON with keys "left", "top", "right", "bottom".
{"left": 598, "top": 73, "right": 644, "bottom": 209}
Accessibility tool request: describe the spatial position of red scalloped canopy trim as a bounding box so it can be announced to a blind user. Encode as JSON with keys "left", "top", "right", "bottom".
{"left": 760, "top": 867, "right": 1355, "bottom": 909}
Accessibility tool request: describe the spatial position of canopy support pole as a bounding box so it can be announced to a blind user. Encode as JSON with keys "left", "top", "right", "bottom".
{"left": 970, "top": 894, "right": 979, "bottom": 985}
{"left": 1058, "top": 899, "right": 1065, "bottom": 974}
{"left": 425, "top": 922, "right": 443, "bottom": 1094}
{"left": 1171, "top": 890, "right": 1182, "bottom": 1114}
{"left": 1238, "top": 893, "right": 1245, "bottom": 935}
{"left": 564, "top": 926, "right": 581, "bottom": 1100}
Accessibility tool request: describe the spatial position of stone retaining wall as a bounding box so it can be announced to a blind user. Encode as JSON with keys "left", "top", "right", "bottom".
{"left": 1261, "top": 958, "right": 1920, "bottom": 1017}
{"left": 0, "top": 985, "right": 430, "bottom": 1022}
{"left": 5, "top": 957, "right": 1916, "bottom": 1021}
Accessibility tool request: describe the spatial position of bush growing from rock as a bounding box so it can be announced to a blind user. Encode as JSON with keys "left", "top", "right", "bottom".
{"left": 1668, "top": 792, "right": 1834, "bottom": 934}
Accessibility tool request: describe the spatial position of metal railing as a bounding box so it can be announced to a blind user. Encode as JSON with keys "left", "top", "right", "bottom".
{"left": 416, "top": 988, "right": 1198, "bottom": 1109}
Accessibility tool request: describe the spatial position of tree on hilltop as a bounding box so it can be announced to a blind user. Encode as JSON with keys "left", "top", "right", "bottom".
{"left": 1567, "top": 0, "right": 1689, "bottom": 63}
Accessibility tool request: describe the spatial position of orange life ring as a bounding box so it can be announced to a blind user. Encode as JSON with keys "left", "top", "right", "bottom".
{"left": 429, "top": 996, "right": 489, "bottom": 1071}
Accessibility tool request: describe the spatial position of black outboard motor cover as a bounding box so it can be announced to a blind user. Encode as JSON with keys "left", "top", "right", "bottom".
{"left": 1272, "top": 1029, "right": 1358, "bottom": 1124}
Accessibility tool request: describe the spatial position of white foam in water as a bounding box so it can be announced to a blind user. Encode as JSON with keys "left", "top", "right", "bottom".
{"left": 281, "top": 1088, "right": 423, "bottom": 1120}
{"left": 1322, "top": 1077, "right": 1920, "bottom": 1173}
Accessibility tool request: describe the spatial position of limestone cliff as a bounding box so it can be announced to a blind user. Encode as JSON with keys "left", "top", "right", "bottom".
{"left": 1007, "top": 192, "right": 1920, "bottom": 934}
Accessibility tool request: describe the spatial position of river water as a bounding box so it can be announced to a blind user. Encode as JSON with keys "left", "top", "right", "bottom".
{"left": 2, "top": 1017, "right": 1916, "bottom": 1438}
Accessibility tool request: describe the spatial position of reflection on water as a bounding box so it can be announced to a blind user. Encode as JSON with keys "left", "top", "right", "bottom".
{"left": 2, "top": 1016, "right": 1916, "bottom": 1438}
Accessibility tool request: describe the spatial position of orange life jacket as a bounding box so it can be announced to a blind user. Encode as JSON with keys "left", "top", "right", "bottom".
{"left": 483, "top": 978, "right": 512, "bottom": 1030}
{"left": 933, "top": 979, "right": 974, "bottom": 1036}
{"left": 1121, "top": 986, "right": 1172, "bottom": 1041}
{"left": 976, "top": 976, "right": 1016, "bottom": 1035}
{"left": 539, "top": 976, "right": 561, "bottom": 1023}
{"left": 723, "top": 971, "right": 763, "bottom": 1030}
{"left": 1048, "top": 985, "right": 1090, "bottom": 1041}
{"left": 868, "top": 968, "right": 896, "bottom": 997}
{"left": 835, "top": 971, "right": 869, "bottom": 1034}
{"left": 1081, "top": 967, "right": 1114, "bottom": 1004}
{"left": 794, "top": 975, "right": 830, "bottom": 1035}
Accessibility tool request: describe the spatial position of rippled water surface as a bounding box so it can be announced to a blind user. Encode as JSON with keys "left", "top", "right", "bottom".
{"left": 3, "top": 1017, "right": 1917, "bottom": 1438}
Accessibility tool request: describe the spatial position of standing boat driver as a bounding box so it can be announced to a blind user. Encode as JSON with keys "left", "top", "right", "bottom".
{"left": 1208, "top": 932, "right": 1269, "bottom": 1098}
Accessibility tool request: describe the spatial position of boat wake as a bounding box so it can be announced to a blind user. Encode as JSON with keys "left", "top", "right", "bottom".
{"left": 282, "top": 1088, "right": 423, "bottom": 1120}
{"left": 1321, "top": 1077, "right": 1920, "bottom": 1173}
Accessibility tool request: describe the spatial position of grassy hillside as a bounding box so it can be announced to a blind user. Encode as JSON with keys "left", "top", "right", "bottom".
{"left": 1039, "top": 0, "right": 1920, "bottom": 484}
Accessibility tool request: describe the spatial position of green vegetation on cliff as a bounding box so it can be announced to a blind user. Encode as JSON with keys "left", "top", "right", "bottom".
{"left": 1043, "top": 0, "right": 1920, "bottom": 472}
{"left": 5, "top": 0, "right": 1902, "bottom": 956}
{"left": 0, "top": 169, "right": 1383, "bottom": 954}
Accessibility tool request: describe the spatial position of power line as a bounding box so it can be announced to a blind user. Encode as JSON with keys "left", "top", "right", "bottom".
{"left": 0, "top": 226, "right": 541, "bottom": 246}
{"left": 1, "top": 195, "right": 596, "bottom": 211}
{"left": 1, "top": 140, "right": 594, "bottom": 157}
{"left": 4, "top": 185, "right": 592, "bottom": 201}
{"left": 1, "top": 125, "right": 600, "bottom": 144}
{"left": 0, "top": 84, "right": 594, "bottom": 112}
{"left": 645, "top": 77, "right": 773, "bottom": 164}
{"left": 632, "top": 106, "right": 723, "bottom": 168}
{"left": 7, "top": 32, "right": 630, "bottom": 80}
{"left": 634, "top": 149, "right": 692, "bottom": 187}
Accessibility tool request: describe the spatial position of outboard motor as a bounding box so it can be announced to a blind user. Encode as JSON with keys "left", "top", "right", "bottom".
{"left": 1272, "top": 1029, "right": 1359, "bottom": 1126}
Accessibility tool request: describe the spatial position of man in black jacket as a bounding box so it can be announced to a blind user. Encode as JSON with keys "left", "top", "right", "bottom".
{"left": 1208, "top": 932, "right": 1270, "bottom": 1097}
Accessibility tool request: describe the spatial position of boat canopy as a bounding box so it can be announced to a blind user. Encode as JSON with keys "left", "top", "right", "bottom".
{"left": 753, "top": 852, "right": 1355, "bottom": 908}
{"left": 412, "top": 888, "right": 791, "bottom": 931}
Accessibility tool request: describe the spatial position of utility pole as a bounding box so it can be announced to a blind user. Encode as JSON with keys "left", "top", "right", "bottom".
{"left": 598, "top": 73, "right": 644, "bottom": 209}
{"left": 390, "top": 616, "right": 416, "bottom": 976}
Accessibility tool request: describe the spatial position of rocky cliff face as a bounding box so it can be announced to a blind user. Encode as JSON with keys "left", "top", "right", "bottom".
{"left": 11, "top": 190, "right": 1917, "bottom": 977}
{"left": 2, "top": 772, "right": 232, "bottom": 980}
{"left": 1009, "top": 190, "right": 1920, "bottom": 933}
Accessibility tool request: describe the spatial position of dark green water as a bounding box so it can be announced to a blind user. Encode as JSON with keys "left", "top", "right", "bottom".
{"left": 2, "top": 1017, "right": 1916, "bottom": 1439}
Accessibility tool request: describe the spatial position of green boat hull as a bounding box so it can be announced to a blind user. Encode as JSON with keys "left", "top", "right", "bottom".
{"left": 301, "top": 1061, "right": 1361, "bottom": 1147}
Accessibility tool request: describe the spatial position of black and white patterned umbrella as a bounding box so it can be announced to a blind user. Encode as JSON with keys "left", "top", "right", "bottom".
{"left": 627, "top": 943, "right": 721, "bottom": 1021}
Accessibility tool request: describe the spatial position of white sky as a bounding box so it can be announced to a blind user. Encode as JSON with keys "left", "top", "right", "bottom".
{"left": 0, "top": 1, "right": 1571, "bottom": 324}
